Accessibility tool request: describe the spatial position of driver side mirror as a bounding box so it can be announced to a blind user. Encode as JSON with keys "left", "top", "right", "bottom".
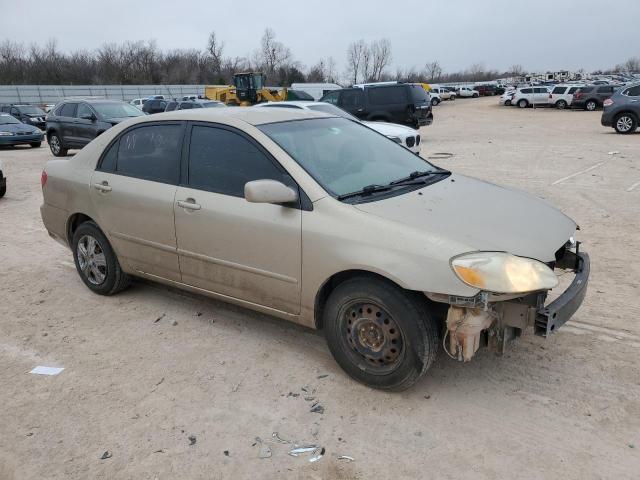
{"left": 244, "top": 179, "right": 298, "bottom": 205}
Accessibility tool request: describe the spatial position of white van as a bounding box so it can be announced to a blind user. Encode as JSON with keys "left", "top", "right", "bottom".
{"left": 290, "top": 83, "right": 342, "bottom": 101}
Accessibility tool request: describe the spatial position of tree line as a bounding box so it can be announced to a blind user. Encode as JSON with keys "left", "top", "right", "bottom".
{"left": 0, "top": 30, "right": 638, "bottom": 87}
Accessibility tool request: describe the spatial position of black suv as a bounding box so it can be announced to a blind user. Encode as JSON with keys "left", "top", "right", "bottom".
{"left": 572, "top": 85, "right": 620, "bottom": 111}
{"left": 320, "top": 83, "right": 433, "bottom": 129}
{"left": 46, "top": 99, "right": 144, "bottom": 156}
{"left": 142, "top": 99, "right": 168, "bottom": 114}
{"left": 601, "top": 83, "right": 640, "bottom": 134}
{"left": 0, "top": 104, "right": 47, "bottom": 130}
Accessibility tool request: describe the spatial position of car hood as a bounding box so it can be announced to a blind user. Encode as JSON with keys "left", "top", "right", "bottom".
{"left": 354, "top": 173, "right": 576, "bottom": 262}
{"left": 362, "top": 121, "right": 414, "bottom": 136}
{"left": 0, "top": 123, "right": 42, "bottom": 134}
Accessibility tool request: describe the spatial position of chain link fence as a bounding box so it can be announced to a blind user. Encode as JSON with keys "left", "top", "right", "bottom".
{"left": 0, "top": 85, "right": 208, "bottom": 105}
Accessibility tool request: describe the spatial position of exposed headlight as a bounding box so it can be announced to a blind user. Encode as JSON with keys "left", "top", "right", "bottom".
{"left": 451, "top": 252, "right": 558, "bottom": 293}
{"left": 0, "top": 131, "right": 14, "bottom": 136}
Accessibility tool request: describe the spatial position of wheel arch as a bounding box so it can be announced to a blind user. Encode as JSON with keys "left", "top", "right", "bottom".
{"left": 314, "top": 269, "right": 417, "bottom": 330}
{"left": 614, "top": 110, "right": 639, "bottom": 122}
{"left": 66, "top": 212, "right": 98, "bottom": 245}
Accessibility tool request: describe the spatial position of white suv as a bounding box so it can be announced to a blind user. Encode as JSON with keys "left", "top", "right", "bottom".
{"left": 511, "top": 87, "right": 551, "bottom": 108}
{"left": 548, "top": 84, "right": 585, "bottom": 109}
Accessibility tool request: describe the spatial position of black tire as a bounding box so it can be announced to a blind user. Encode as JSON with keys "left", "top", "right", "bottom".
{"left": 585, "top": 99, "right": 598, "bottom": 111}
{"left": 30, "top": 142, "right": 41, "bottom": 148}
{"left": 518, "top": 99, "right": 528, "bottom": 108}
{"left": 48, "top": 133, "right": 68, "bottom": 157}
{"left": 473, "top": 93, "right": 479, "bottom": 98}
{"left": 323, "top": 277, "right": 439, "bottom": 391}
{"left": 431, "top": 98, "right": 440, "bottom": 106}
{"left": 0, "top": 186, "right": 5, "bottom": 198}
{"left": 505, "top": 100, "right": 511, "bottom": 106}
{"left": 71, "top": 221, "right": 131, "bottom": 295}
{"left": 555, "top": 100, "right": 567, "bottom": 110}
{"left": 613, "top": 113, "right": 638, "bottom": 134}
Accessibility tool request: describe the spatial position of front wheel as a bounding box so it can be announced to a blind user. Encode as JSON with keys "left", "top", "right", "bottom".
{"left": 48, "top": 133, "right": 68, "bottom": 157}
{"left": 72, "top": 221, "right": 131, "bottom": 295}
{"left": 518, "top": 99, "right": 528, "bottom": 108}
{"left": 323, "top": 277, "right": 439, "bottom": 391}
{"left": 614, "top": 113, "right": 637, "bottom": 134}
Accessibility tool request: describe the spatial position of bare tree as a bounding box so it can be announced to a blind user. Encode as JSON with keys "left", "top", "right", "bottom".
{"left": 257, "top": 28, "right": 291, "bottom": 77}
{"left": 509, "top": 64, "right": 525, "bottom": 76}
{"left": 370, "top": 39, "right": 392, "bottom": 81}
{"left": 346, "top": 40, "right": 365, "bottom": 84}
{"left": 624, "top": 56, "right": 640, "bottom": 72}
{"left": 207, "top": 31, "right": 225, "bottom": 73}
{"left": 361, "top": 43, "right": 372, "bottom": 82}
{"left": 424, "top": 61, "right": 443, "bottom": 82}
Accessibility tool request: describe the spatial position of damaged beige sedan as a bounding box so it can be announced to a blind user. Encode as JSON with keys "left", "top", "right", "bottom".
{"left": 40, "top": 107, "right": 589, "bottom": 390}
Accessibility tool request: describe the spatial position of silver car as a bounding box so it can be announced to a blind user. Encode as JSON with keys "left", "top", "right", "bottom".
{"left": 40, "top": 107, "right": 590, "bottom": 390}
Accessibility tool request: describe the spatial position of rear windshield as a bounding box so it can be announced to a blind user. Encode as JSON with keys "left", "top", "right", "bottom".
{"left": 409, "top": 85, "right": 429, "bottom": 103}
{"left": 0, "top": 114, "right": 21, "bottom": 124}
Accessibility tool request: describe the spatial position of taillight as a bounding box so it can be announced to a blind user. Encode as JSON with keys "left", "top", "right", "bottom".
{"left": 41, "top": 170, "right": 47, "bottom": 188}
{"left": 603, "top": 98, "right": 614, "bottom": 107}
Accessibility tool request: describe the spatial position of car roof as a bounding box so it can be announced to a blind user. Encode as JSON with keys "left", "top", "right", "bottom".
{"left": 127, "top": 105, "right": 334, "bottom": 126}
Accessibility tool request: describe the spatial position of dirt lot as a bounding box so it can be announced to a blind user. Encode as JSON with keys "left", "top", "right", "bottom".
{"left": 1, "top": 97, "right": 639, "bottom": 480}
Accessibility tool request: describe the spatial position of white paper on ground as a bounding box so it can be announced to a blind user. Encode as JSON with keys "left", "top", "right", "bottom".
{"left": 30, "top": 366, "right": 64, "bottom": 376}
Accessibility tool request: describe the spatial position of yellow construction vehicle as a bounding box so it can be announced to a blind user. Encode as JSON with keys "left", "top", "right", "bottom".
{"left": 205, "top": 72, "right": 288, "bottom": 106}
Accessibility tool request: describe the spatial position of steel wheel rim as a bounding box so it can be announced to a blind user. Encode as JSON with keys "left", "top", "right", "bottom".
{"left": 617, "top": 116, "right": 632, "bottom": 132}
{"left": 341, "top": 300, "right": 405, "bottom": 374}
{"left": 77, "top": 235, "right": 107, "bottom": 285}
{"left": 50, "top": 136, "right": 60, "bottom": 154}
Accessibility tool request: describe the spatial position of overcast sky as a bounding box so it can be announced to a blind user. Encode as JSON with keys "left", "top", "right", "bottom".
{"left": 3, "top": 0, "right": 639, "bottom": 74}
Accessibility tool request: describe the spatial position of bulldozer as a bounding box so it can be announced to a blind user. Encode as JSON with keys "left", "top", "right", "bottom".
{"left": 205, "top": 72, "right": 288, "bottom": 106}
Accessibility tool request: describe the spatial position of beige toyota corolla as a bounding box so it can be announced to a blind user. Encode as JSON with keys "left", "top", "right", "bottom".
{"left": 40, "top": 107, "right": 589, "bottom": 390}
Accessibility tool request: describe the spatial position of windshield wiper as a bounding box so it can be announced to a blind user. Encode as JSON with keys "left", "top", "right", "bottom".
{"left": 337, "top": 184, "right": 394, "bottom": 200}
{"left": 389, "top": 169, "right": 450, "bottom": 185}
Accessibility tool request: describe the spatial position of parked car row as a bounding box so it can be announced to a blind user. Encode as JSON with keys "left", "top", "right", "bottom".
{"left": 499, "top": 84, "right": 625, "bottom": 111}
{"left": 0, "top": 112, "right": 44, "bottom": 148}
{"left": 142, "top": 98, "right": 226, "bottom": 114}
{"left": 0, "top": 104, "right": 47, "bottom": 130}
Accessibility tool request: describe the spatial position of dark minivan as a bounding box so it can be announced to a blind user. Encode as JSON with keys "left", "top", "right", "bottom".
{"left": 46, "top": 99, "right": 144, "bottom": 156}
{"left": 320, "top": 83, "right": 433, "bottom": 129}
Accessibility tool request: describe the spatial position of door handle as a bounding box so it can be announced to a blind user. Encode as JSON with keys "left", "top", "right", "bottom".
{"left": 93, "top": 182, "right": 112, "bottom": 193}
{"left": 177, "top": 199, "right": 201, "bottom": 211}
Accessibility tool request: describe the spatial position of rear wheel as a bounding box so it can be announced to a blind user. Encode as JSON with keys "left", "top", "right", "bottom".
{"left": 48, "top": 133, "right": 68, "bottom": 157}
{"left": 614, "top": 113, "right": 637, "bottom": 134}
{"left": 518, "top": 99, "right": 528, "bottom": 108}
{"left": 323, "top": 277, "right": 439, "bottom": 391}
{"left": 72, "top": 221, "right": 131, "bottom": 295}
{"left": 555, "top": 100, "right": 567, "bottom": 110}
{"left": 585, "top": 99, "right": 598, "bottom": 111}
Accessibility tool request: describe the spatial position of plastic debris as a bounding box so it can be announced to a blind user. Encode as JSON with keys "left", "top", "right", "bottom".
{"left": 310, "top": 403, "right": 324, "bottom": 414}
{"left": 272, "top": 432, "right": 294, "bottom": 444}
{"left": 608, "top": 151, "right": 620, "bottom": 155}
{"left": 188, "top": 435, "right": 196, "bottom": 446}
{"left": 30, "top": 366, "right": 64, "bottom": 376}
{"left": 100, "top": 451, "right": 112, "bottom": 460}
{"left": 338, "top": 455, "right": 354, "bottom": 462}
{"left": 304, "top": 396, "right": 316, "bottom": 402}
{"left": 317, "top": 374, "right": 328, "bottom": 379}
{"left": 309, "top": 448, "right": 325, "bottom": 463}
{"left": 223, "top": 450, "right": 230, "bottom": 456}
{"left": 259, "top": 445, "right": 272, "bottom": 458}
{"left": 154, "top": 313, "right": 165, "bottom": 323}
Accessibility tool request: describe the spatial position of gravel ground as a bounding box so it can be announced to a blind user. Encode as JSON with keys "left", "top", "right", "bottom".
{"left": 1, "top": 97, "right": 639, "bottom": 479}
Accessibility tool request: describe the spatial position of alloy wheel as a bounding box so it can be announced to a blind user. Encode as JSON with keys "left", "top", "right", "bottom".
{"left": 616, "top": 115, "right": 633, "bottom": 133}
{"left": 49, "top": 135, "right": 60, "bottom": 155}
{"left": 76, "top": 235, "right": 107, "bottom": 285}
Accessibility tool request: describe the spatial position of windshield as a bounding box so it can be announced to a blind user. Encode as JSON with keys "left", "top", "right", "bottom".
{"left": 93, "top": 103, "right": 144, "bottom": 118}
{"left": 306, "top": 103, "right": 359, "bottom": 121}
{"left": 17, "top": 105, "right": 45, "bottom": 115}
{"left": 259, "top": 117, "right": 439, "bottom": 198}
{"left": 0, "top": 114, "right": 22, "bottom": 125}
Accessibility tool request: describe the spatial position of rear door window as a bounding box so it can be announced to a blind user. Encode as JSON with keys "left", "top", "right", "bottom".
{"left": 60, "top": 103, "right": 78, "bottom": 117}
{"left": 368, "top": 86, "right": 408, "bottom": 105}
{"left": 187, "top": 125, "right": 286, "bottom": 197}
{"left": 597, "top": 86, "right": 614, "bottom": 94}
{"left": 568, "top": 87, "right": 579, "bottom": 94}
{"left": 552, "top": 86, "right": 567, "bottom": 94}
{"left": 521, "top": 88, "right": 533, "bottom": 94}
{"left": 77, "top": 103, "right": 93, "bottom": 119}
{"left": 115, "top": 124, "right": 183, "bottom": 184}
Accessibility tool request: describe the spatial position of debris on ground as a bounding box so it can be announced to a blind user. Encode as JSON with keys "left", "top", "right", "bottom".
{"left": 188, "top": 435, "right": 196, "bottom": 446}
{"left": 304, "top": 396, "right": 316, "bottom": 402}
{"left": 338, "top": 455, "right": 354, "bottom": 462}
{"left": 290, "top": 446, "right": 325, "bottom": 462}
{"left": 424, "top": 395, "right": 431, "bottom": 400}
{"left": 259, "top": 444, "right": 272, "bottom": 458}
{"left": 286, "top": 392, "right": 300, "bottom": 398}
{"left": 310, "top": 402, "right": 325, "bottom": 414}
{"left": 30, "top": 366, "right": 64, "bottom": 376}
{"left": 172, "top": 320, "right": 178, "bottom": 326}
{"left": 100, "top": 451, "right": 112, "bottom": 460}
{"left": 155, "top": 377, "right": 164, "bottom": 387}
{"left": 223, "top": 450, "right": 229, "bottom": 456}
{"left": 608, "top": 151, "right": 620, "bottom": 155}
{"left": 195, "top": 312, "right": 202, "bottom": 317}
{"left": 317, "top": 374, "right": 328, "bottom": 379}
{"left": 154, "top": 313, "right": 166, "bottom": 323}
{"left": 272, "top": 432, "right": 294, "bottom": 444}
